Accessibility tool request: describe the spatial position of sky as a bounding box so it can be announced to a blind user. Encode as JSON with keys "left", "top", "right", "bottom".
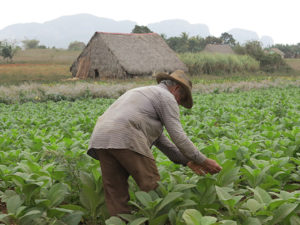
{"left": 1, "top": 0, "right": 299, "bottom": 45}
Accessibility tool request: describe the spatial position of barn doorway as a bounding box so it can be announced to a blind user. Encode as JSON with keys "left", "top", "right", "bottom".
{"left": 94, "top": 69, "right": 99, "bottom": 78}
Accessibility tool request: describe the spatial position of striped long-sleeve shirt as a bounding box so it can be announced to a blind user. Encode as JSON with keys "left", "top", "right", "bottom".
{"left": 87, "top": 83, "right": 207, "bottom": 165}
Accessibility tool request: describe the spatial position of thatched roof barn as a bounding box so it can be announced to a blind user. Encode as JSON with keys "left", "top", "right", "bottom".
{"left": 70, "top": 32, "right": 187, "bottom": 79}
{"left": 203, "top": 44, "right": 235, "bottom": 54}
{"left": 269, "top": 48, "right": 285, "bottom": 58}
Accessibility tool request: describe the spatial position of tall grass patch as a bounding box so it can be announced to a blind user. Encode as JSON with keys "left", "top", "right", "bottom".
{"left": 180, "top": 52, "right": 259, "bottom": 75}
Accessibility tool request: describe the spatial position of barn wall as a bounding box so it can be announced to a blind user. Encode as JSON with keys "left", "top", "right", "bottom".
{"left": 70, "top": 44, "right": 92, "bottom": 78}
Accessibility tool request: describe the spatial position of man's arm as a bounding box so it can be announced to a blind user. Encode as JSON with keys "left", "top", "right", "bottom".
{"left": 155, "top": 95, "right": 207, "bottom": 165}
{"left": 151, "top": 86, "right": 221, "bottom": 174}
{"left": 154, "top": 132, "right": 222, "bottom": 175}
{"left": 153, "top": 132, "right": 189, "bottom": 166}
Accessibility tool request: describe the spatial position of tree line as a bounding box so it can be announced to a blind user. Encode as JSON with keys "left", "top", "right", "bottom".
{"left": 131, "top": 25, "right": 295, "bottom": 72}
{"left": 132, "top": 24, "right": 236, "bottom": 52}
{"left": 132, "top": 25, "right": 300, "bottom": 59}
{"left": 0, "top": 40, "right": 86, "bottom": 62}
{"left": 273, "top": 43, "right": 300, "bottom": 58}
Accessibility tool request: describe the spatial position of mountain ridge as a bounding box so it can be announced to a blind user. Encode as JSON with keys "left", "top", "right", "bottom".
{"left": 0, "top": 13, "right": 273, "bottom": 48}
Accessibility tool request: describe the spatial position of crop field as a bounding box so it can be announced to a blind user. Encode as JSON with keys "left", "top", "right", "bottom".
{"left": 0, "top": 49, "right": 300, "bottom": 224}
{"left": 0, "top": 86, "right": 300, "bottom": 225}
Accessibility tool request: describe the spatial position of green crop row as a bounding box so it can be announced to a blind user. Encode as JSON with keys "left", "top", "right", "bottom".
{"left": 179, "top": 52, "right": 260, "bottom": 75}
{"left": 0, "top": 87, "right": 300, "bottom": 224}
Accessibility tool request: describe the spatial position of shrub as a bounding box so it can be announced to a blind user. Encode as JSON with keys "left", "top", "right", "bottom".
{"left": 233, "top": 41, "right": 291, "bottom": 72}
{"left": 22, "top": 39, "right": 40, "bottom": 49}
{"left": 0, "top": 41, "right": 18, "bottom": 62}
{"left": 68, "top": 41, "right": 86, "bottom": 51}
{"left": 131, "top": 25, "right": 153, "bottom": 34}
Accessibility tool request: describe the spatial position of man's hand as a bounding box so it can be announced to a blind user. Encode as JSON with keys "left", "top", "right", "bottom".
{"left": 187, "top": 158, "right": 222, "bottom": 175}
{"left": 187, "top": 161, "right": 206, "bottom": 175}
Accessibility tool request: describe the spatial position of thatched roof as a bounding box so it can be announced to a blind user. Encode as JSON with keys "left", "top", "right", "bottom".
{"left": 70, "top": 32, "right": 187, "bottom": 79}
{"left": 203, "top": 44, "right": 235, "bottom": 54}
{"left": 270, "top": 48, "right": 285, "bottom": 58}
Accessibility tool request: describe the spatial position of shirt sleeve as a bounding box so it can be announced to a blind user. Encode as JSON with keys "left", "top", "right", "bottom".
{"left": 153, "top": 90, "right": 207, "bottom": 165}
{"left": 153, "top": 132, "right": 189, "bottom": 166}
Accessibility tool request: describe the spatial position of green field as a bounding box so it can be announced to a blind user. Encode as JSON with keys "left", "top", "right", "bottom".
{"left": 0, "top": 49, "right": 300, "bottom": 224}
{"left": 0, "top": 87, "right": 300, "bottom": 225}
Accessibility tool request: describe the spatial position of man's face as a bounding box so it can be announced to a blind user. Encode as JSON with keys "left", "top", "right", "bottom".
{"left": 172, "top": 85, "right": 186, "bottom": 105}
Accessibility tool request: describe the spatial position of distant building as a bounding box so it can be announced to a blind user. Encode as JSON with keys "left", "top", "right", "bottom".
{"left": 203, "top": 44, "right": 235, "bottom": 54}
{"left": 268, "top": 48, "right": 285, "bottom": 58}
{"left": 70, "top": 32, "right": 187, "bottom": 79}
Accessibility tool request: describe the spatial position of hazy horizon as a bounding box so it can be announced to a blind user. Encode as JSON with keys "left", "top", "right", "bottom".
{"left": 1, "top": 0, "right": 299, "bottom": 45}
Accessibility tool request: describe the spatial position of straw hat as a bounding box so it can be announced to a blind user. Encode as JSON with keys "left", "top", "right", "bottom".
{"left": 155, "top": 70, "right": 193, "bottom": 108}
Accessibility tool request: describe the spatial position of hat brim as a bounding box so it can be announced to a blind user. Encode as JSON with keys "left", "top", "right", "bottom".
{"left": 156, "top": 72, "right": 193, "bottom": 109}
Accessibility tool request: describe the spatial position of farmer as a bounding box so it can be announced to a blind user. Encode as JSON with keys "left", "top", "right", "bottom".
{"left": 87, "top": 70, "right": 222, "bottom": 216}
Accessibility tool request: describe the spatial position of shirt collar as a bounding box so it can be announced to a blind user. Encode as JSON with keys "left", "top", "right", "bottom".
{"left": 158, "top": 83, "right": 169, "bottom": 91}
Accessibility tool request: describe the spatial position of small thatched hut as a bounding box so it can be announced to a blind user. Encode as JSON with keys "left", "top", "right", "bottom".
{"left": 203, "top": 44, "right": 235, "bottom": 54}
{"left": 70, "top": 32, "right": 187, "bottom": 79}
{"left": 269, "top": 48, "right": 285, "bottom": 58}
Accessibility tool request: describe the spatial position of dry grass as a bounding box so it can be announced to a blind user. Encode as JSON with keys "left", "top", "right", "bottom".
{"left": 0, "top": 49, "right": 81, "bottom": 84}
{"left": 193, "top": 77, "right": 300, "bottom": 93}
{"left": 2, "top": 49, "right": 81, "bottom": 64}
{"left": 286, "top": 58, "right": 300, "bottom": 71}
{"left": 1, "top": 77, "right": 299, "bottom": 104}
{"left": 0, "top": 64, "right": 71, "bottom": 84}
{"left": 0, "top": 82, "right": 137, "bottom": 103}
